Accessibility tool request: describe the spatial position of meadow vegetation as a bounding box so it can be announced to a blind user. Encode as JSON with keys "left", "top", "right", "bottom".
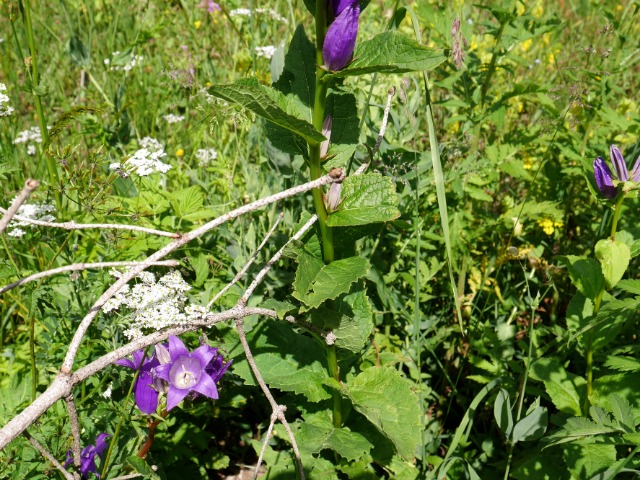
{"left": 1, "top": 0, "right": 639, "bottom": 478}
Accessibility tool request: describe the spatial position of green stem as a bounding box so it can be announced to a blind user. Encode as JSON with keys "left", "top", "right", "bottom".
{"left": 21, "top": 0, "right": 60, "bottom": 202}
{"left": 313, "top": 0, "right": 341, "bottom": 429}
{"left": 610, "top": 194, "right": 624, "bottom": 240}
{"left": 480, "top": 16, "right": 508, "bottom": 107}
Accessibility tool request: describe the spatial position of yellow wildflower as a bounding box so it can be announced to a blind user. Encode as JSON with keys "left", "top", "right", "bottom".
{"left": 175, "top": 149, "right": 184, "bottom": 157}
{"left": 194, "top": 20, "right": 202, "bottom": 29}
{"left": 538, "top": 218, "right": 563, "bottom": 235}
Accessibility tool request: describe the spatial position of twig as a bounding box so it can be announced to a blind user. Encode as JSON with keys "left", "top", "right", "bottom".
{"left": 24, "top": 431, "right": 75, "bottom": 480}
{"left": 207, "top": 212, "right": 284, "bottom": 309}
{"left": 241, "top": 214, "right": 318, "bottom": 304}
{"left": 0, "top": 179, "right": 40, "bottom": 235}
{"left": 254, "top": 406, "right": 283, "bottom": 480}
{"left": 61, "top": 171, "right": 343, "bottom": 375}
{"left": 372, "top": 86, "right": 395, "bottom": 158}
{"left": 111, "top": 474, "right": 143, "bottom": 480}
{"left": 0, "top": 306, "right": 276, "bottom": 450}
{"left": 235, "top": 319, "right": 305, "bottom": 480}
{"left": 0, "top": 210, "right": 179, "bottom": 238}
{"left": 64, "top": 396, "right": 82, "bottom": 480}
{"left": 0, "top": 260, "right": 180, "bottom": 295}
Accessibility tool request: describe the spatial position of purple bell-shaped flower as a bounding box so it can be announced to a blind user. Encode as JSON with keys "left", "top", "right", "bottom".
{"left": 323, "top": 0, "right": 360, "bottom": 71}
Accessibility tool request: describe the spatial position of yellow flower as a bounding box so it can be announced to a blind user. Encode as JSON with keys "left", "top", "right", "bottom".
{"left": 538, "top": 219, "right": 563, "bottom": 235}
{"left": 520, "top": 38, "right": 533, "bottom": 53}
{"left": 175, "top": 149, "right": 184, "bottom": 157}
{"left": 523, "top": 157, "right": 534, "bottom": 170}
{"left": 194, "top": 20, "right": 202, "bottom": 29}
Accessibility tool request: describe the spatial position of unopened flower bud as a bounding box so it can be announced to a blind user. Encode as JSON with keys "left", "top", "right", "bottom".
{"left": 323, "top": 1, "right": 360, "bottom": 71}
{"left": 593, "top": 156, "right": 617, "bottom": 199}
{"left": 155, "top": 343, "right": 171, "bottom": 364}
{"left": 326, "top": 182, "right": 342, "bottom": 211}
{"left": 320, "top": 115, "right": 332, "bottom": 158}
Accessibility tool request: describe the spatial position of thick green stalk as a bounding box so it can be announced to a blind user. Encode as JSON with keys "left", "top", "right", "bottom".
{"left": 584, "top": 194, "right": 625, "bottom": 412}
{"left": 21, "top": 0, "right": 60, "bottom": 201}
{"left": 313, "top": 0, "right": 341, "bottom": 428}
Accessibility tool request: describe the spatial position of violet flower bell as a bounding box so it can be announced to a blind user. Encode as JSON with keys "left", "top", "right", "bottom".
{"left": 323, "top": 0, "right": 360, "bottom": 71}
{"left": 153, "top": 335, "right": 224, "bottom": 411}
{"left": 593, "top": 144, "right": 640, "bottom": 199}
{"left": 63, "top": 433, "right": 110, "bottom": 479}
{"left": 115, "top": 350, "right": 160, "bottom": 414}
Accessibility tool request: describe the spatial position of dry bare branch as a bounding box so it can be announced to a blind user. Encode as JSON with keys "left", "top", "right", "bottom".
{"left": 0, "top": 260, "right": 180, "bottom": 295}
{"left": 0, "top": 179, "right": 39, "bottom": 235}
{"left": 24, "top": 431, "right": 75, "bottom": 480}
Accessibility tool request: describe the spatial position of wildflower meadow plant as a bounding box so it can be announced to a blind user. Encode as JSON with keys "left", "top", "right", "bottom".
{"left": 63, "top": 433, "right": 110, "bottom": 479}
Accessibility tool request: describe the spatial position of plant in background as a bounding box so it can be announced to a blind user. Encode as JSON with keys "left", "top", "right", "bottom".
{"left": 63, "top": 433, "right": 110, "bottom": 479}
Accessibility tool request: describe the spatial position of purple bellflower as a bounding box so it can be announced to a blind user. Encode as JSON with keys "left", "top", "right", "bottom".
{"left": 593, "top": 144, "right": 640, "bottom": 199}
{"left": 153, "top": 335, "right": 223, "bottom": 411}
{"left": 323, "top": 0, "right": 360, "bottom": 71}
{"left": 115, "top": 350, "right": 160, "bottom": 414}
{"left": 63, "top": 433, "right": 110, "bottom": 479}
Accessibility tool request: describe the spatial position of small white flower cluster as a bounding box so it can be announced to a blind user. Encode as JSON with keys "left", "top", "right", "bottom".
{"left": 102, "top": 270, "right": 205, "bottom": 340}
{"left": 104, "top": 51, "right": 144, "bottom": 72}
{"left": 230, "top": 8, "right": 287, "bottom": 23}
{"left": 255, "top": 45, "right": 276, "bottom": 59}
{"left": 0, "top": 83, "right": 14, "bottom": 117}
{"left": 195, "top": 148, "right": 218, "bottom": 166}
{"left": 110, "top": 137, "right": 171, "bottom": 176}
{"left": 163, "top": 114, "right": 185, "bottom": 124}
{"left": 6, "top": 201, "right": 56, "bottom": 238}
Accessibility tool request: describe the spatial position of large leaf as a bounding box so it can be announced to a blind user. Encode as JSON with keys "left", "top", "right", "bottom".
{"left": 556, "top": 256, "right": 604, "bottom": 300}
{"left": 293, "top": 411, "right": 373, "bottom": 461}
{"left": 330, "top": 31, "right": 447, "bottom": 77}
{"left": 295, "top": 257, "right": 370, "bottom": 310}
{"left": 529, "top": 357, "right": 586, "bottom": 416}
{"left": 209, "top": 78, "right": 325, "bottom": 145}
{"left": 309, "top": 284, "right": 373, "bottom": 352}
{"left": 595, "top": 239, "right": 631, "bottom": 289}
{"left": 326, "top": 173, "right": 400, "bottom": 227}
{"left": 266, "top": 24, "right": 316, "bottom": 157}
{"left": 563, "top": 444, "right": 617, "bottom": 479}
{"left": 323, "top": 91, "right": 359, "bottom": 170}
{"left": 344, "top": 367, "right": 422, "bottom": 460}
{"left": 228, "top": 320, "right": 330, "bottom": 402}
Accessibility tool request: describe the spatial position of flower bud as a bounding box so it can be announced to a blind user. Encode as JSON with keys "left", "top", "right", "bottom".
{"left": 610, "top": 144, "right": 628, "bottom": 181}
{"left": 323, "top": 2, "right": 360, "bottom": 71}
{"left": 326, "top": 182, "right": 342, "bottom": 211}
{"left": 593, "top": 156, "right": 617, "bottom": 199}
{"left": 320, "top": 115, "right": 333, "bottom": 158}
{"left": 155, "top": 343, "right": 171, "bottom": 364}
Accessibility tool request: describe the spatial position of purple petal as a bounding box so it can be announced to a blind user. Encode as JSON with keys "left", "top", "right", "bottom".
{"left": 155, "top": 343, "right": 171, "bottom": 364}
{"left": 192, "top": 344, "right": 217, "bottom": 367}
{"left": 610, "top": 144, "right": 628, "bottom": 181}
{"left": 80, "top": 455, "right": 98, "bottom": 477}
{"left": 193, "top": 373, "right": 219, "bottom": 400}
{"left": 323, "top": 3, "right": 360, "bottom": 71}
{"left": 63, "top": 450, "right": 73, "bottom": 469}
{"left": 166, "top": 385, "right": 190, "bottom": 411}
{"left": 594, "top": 156, "right": 617, "bottom": 199}
{"left": 154, "top": 363, "right": 172, "bottom": 382}
{"left": 94, "top": 433, "right": 110, "bottom": 457}
{"left": 132, "top": 350, "right": 146, "bottom": 369}
{"left": 134, "top": 371, "right": 159, "bottom": 414}
{"left": 332, "top": 0, "right": 358, "bottom": 16}
{"left": 168, "top": 335, "right": 189, "bottom": 359}
{"left": 114, "top": 357, "right": 136, "bottom": 369}
{"left": 630, "top": 155, "right": 640, "bottom": 182}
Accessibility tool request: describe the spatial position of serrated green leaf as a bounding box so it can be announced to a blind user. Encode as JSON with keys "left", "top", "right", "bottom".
{"left": 591, "top": 372, "right": 640, "bottom": 421}
{"left": 595, "top": 239, "right": 630, "bottom": 289}
{"left": 608, "top": 394, "right": 636, "bottom": 431}
{"left": 556, "top": 256, "right": 604, "bottom": 300}
{"left": 228, "top": 321, "right": 330, "bottom": 402}
{"left": 294, "top": 411, "right": 373, "bottom": 461}
{"left": 615, "top": 279, "right": 640, "bottom": 295}
{"left": 168, "top": 186, "right": 204, "bottom": 219}
{"left": 545, "top": 417, "right": 618, "bottom": 447}
{"left": 293, "top": 250, "right": 324, "bottom": 302}
{"left": 563, "top": 444, "right": 616, "bottom": 479}
{"left": 603, "top": 355, "right": 640, "bottom": 372}
{"left": 326, "top": 174, "right": 400, "bottom": 227}
{"left": 330, "top": 31, "right": 447, "bottom": 77}
{"left": 300, "top": 257, "right": 370, "bottom": 310}
{"left": 511, "top": 406, "right": 547, "bottom": 443}
{"left": 261, "top": 299, "right": 297, "bottom": 319}
{"left": 309, "top": 284, "right": 373, "bottom": 352}
{"left": 209, "top": 78, "right": 325, "bottom": 145}
{"left": 529, "top": 357, "right": 586, "bottom": 416}
{"left": 345, "top": 367, "right": 422, "bottom": 460}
